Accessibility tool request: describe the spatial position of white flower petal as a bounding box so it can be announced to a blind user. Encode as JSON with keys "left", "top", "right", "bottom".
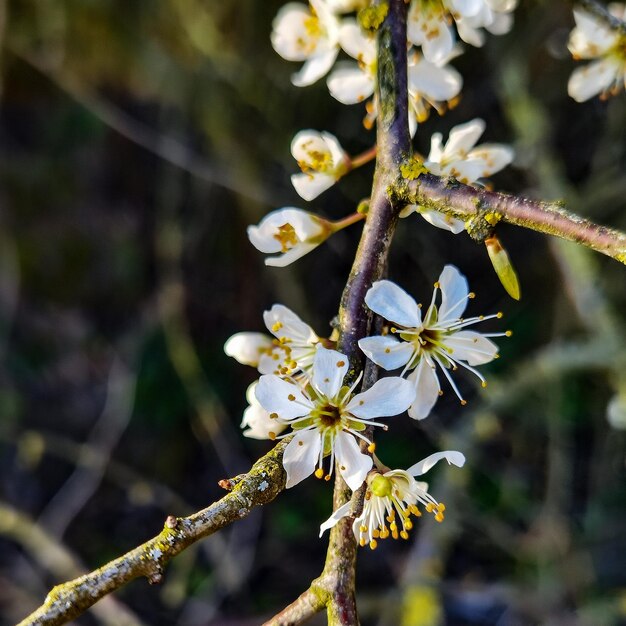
{"left": 284, "top": 430, "right": 322, "bottom": 488}
{"left": 421, "top": 20, "right": 455, "bottom": 65}
{"left": 224, "top": 332, "right": 273, "bottom": 367}
{"left": 438, "top": 265, "right": 469, "bottom": 323}
{"left": 421, "top": 210, "right": 466, "bottom": 234}
{"left": 442, "top": 118, "right": 485, "bottom": 158}
{"left": 319, "top": 501, "right": 352, "bottom": 537}
{"left": 264, "top": 304, "right": 318, "bottom": 344}
{"left": 346, "top": 376, "right": 415, "bottom": 418}
{"left": 335, "top": 431, "right": 372, "bottom": 491}
{"left": 358, "top": 335, "right": 414, "bottom": 370}
{"left": 406, "top": 450, "right": 466, "bottom": 476}
{"left": 271, "top": 4, "right": 318, "bottom": 62}
{"left": 255, "top": 375, "right": 312, "bottom": 419}
{"left": 327, "top": 63, "right": 375, "bottom": 104}
{"left": 265, "top": 243, "right": 319, "bottom": 266}
{"left": 409, "top": 59, "right": 462, "bottom": 102}
{"left": 568, "top": 58, "right": 619, "bottom": 102}
{"left": 312, "top": 347, "right": 349, "bottom": 399}
{"left": 445, "top": 330, "right": 498, "bottom": 365}
{"left": 446, "top": 0, "right": 484, "bottom": 17}
{"left": 241, "top": 403, "right": 288, "bottom": 440}
{"left": 407, "top": 357, "right": 440, "bottom": 420}
{"left": 338, "top": 21, "right": 376, "bottom": 63}
{"left": 467, "top": 144, "right": 514, "bottom": 176}
{"left": 365, "top": 280, "right": 421, "bottom": 327}
{"left": 291, "top": 172, "right": 337, "bottom": 201}
{"left": 292, "top": 47, "right": 340, "bottom": 86}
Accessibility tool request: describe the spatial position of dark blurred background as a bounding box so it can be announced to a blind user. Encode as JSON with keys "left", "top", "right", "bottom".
{"left": 0, "top": 1, "right": 625, "bottom": 624}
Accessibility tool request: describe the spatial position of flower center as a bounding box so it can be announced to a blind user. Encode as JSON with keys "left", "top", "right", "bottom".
{"left": 312, "top": 403, "right": 343, "bottom": 429}
{"left": 273, "top": 223, "right": 299, "bottom": 252}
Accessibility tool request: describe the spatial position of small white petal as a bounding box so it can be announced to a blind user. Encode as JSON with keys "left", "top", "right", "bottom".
{"left": 438, "top": 265, "right": 469, "bottom": 323}
{"left": 346, "top": 376, "right": 415, "bottom": 418}
{"left": 445, "top": 331, "right": 498, "bottom": 365}
{"left": 467, "top": 145, "right": 514, "bottom": 176}
{"left": 441, "top": 118, "right": 485, "bottom": 158}
{"left": 568, "top": 58, "right": 619, "bottom": 102}
{"left": 255, "top": 375, "right": 312, "bottom": 419}
{"left": 264, "top": 304, "right": 318, "bottom": 344}
{"left": 406, "top": 450, "right": 466, "bottom": 476}
{"left": 224, "top": 332, "right": 273, "bottom": 367}
{"left": 365, "top": 280, "right": 421, "bottom": 327}
{"left": 421, "top": 21, "right": 455, "bottom": 65}
{"left": 420, "top": 210, "right": 466, "bottom": 234}
{"left": 319, "top": 501, "right": 352, "bottom": 537}
{"left": 265, "top": 243, "right": 319, "bottom": 266}
{"left": 291, "top": 172, "right": 337, "bottom": 201}
{"left": 284, "top": 430, "right": 322, "bottom": 488}
{"left": 327, "top": 63, "right": 375, "bottom": 104}
{"left": 338, "top": 21, "right": 376, "bottom": 64}
{"left": 292, "top": 47, "right": 339, "bottom": 86}
{"left": 409, "top": 59, "right": 462, "bottom": 102}
{"left": 407, "top": 357, "right": 440, "bottom": 420}
{"left": 335, "top": 431, "right": 372, "bottom": 491}
{"left": 358, "top": 335, "right": 414, "bottom": 370}
{"left": 241, "top": 403, "right": 289, "bottom": 440}
{"left": 312, "top": 347, "right": 349, "bottom": 399}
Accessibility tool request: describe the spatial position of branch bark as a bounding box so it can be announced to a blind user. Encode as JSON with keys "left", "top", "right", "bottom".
{"left": 265, "top": 2, "right": 412, "bottom": 624}
{"left": 16, "top": 439, "right": 289, "bottom": 626}
{"left": 395, "top": 172, "right": 626, "bottom": 264}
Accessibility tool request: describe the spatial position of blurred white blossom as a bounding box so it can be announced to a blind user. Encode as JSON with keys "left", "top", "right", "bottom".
{"left": 567, "top": 4, "right": 626, "bottom": 102}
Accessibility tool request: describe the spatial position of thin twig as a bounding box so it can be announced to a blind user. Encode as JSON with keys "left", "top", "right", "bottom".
{"left": 396, "top": 173, "right": 626, "bottom": 264}
{"left": 16, "top": 439, "right": 290, "bottom": 626}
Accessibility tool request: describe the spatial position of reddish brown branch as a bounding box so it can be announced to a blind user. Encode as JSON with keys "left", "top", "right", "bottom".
{"left": 397, "top": 173, "right": 626, "bottom": 263}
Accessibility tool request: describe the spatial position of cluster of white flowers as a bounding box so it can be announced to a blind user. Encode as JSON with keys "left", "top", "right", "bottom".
{"left": 567, "top": 3, "right": 626, "bottom": 102}
{"left": 225, "top": 263, "right": 504, "bottom": 545}
{"left": 222, "top": 0, "right": 537, "bottom": 550}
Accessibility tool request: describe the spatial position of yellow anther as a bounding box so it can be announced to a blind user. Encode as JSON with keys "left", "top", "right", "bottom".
{"left": 315, "top": 468, "right": 324, "bottom": 479}
{"left": 505, "top": 330, "right": 513, "bottom": 337}
{"left": 272, "top": 322, "right": 283, "bottom": 332}
{"left": 400, "top": 530, "right": 409, "bottom": 540}
{"left": 380, "top": 528, "right": 389, "bottom": 539}
{"left": 404, "top": 520, "right": 413, "bottom": 530}
{"left": 435, "top": 512, "right": 444, "bottom": 522}
{"left": 426, "top": 503, "right": 435, "bottom": 513}
{"left": 360, "top": 524, "right": 367, "bottom": 532}
{"left": 369, "top": 540, "right": 378, "bottom": 550}
{"left": 360, "top": 538, "right": 366, "bottom": 547}
{"left": 372, "top": 529, "right": 380, "bottom": 539}
{"left": 288, "top": 394, "right": 296, "bottom": 401}
{"left": 481, "top": 381, "right": 487, "bottom": 388}
{"left": 367, "top": 442, "right": 376, "bottom": 453}
{"left": 437, "top": 503, "right": 446, "bottom": 512}
{"left": 392, "top": 531, "right": 399, "bottom": 540}
{"left": 496, "top": 311, "right": 503, "bottom": 319}
{"left": 460, "top": 399, "right": 467, "bottom": 406}
{"left": 434, "top": 281, "right": 440, "bottom": 288}
{"left": 324, "top": 474, "right": 331, "bottom": 481}
{"left": 469, "top": 292, "right": 476, "bottom": 299}
{"left": 390, "top": 521, "right": 398, "bottom": 532}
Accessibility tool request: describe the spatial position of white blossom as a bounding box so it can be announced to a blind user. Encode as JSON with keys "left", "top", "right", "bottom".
{"left": 327, "top": 21, "right": 377, "bottom": 104}
{"left": 359, "top": 265, "right": 509, "bottom": 420}
{"left": 320, "top": 451, "right": 465, "bottom": 548}
{"left": 224, "top": 304, "right": 321, "bottom": 377}
{"left": 271, "top": 0, "right": 341, "bottom": 87}
{"left": 567, "top": 5, "right": 626, "bottom": 102}
{"left": 291, "top": 130, "right": 350, "bottom": 201}
{"left": 400, "top": 118, "right": 514, "bottom": 232}
{"left": 326, "top": 0, "right": 370, "bottom": 13}
{"left": 241, "top": 382, "right": 290, "bottom": 440}
{"left": 452, "top": 0, "right": 517, "bottom": 48}
{"left": 255, "top": 347, "right": 415, "bottom": 490}
{"left": 407, "top": 52, "right": 463, "bottom": 135}
{"left": 247, "top": 207, "right": 332, "bottom": 267}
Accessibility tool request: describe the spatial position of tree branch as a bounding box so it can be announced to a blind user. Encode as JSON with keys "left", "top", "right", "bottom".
{"left": 394, "top": 172, "right": 626, "bottom": 264}
{"left": 264, "top": 2, "right": 412, "bottom": 624}
{"left": 16, "top": 439, "right": 290, "bottom": 626}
